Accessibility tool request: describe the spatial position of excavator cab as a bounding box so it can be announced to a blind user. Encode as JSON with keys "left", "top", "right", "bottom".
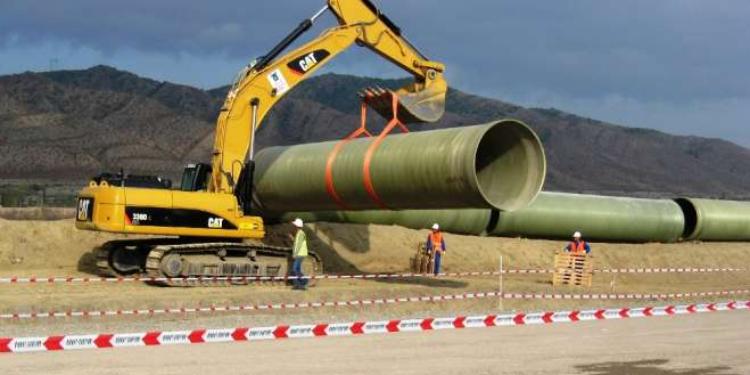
{"left": 179, "top": 163, "right": 212, "bottom": 191}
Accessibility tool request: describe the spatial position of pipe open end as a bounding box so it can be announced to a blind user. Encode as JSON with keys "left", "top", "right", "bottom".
{"left": 674, "top": 198, "right": 699, "bottom": 240}
{"left": 474, "top": 119, "right": 546, "bottom": 211}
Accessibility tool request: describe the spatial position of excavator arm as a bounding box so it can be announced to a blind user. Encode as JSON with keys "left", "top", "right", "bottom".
{"left": 210, "top": 0, "right": 447, "bottom": 196}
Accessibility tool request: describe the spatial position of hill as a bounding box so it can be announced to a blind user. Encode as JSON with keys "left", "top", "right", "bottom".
{"left": 1, "top": 65, "right": 749, "bottom": 199}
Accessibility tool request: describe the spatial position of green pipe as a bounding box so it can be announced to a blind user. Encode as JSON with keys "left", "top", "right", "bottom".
{"left": 391, "top": 209, "right": 492, "bottom": 235}
{"left": 252, "top": 120, "right": 546, "bottom": 213}
{"left": 675, "top": 198, "right": 750, "bottom": 241}
{"left": 278, "top": 209, "right": 491, "bottom": 235}
{"left": 276, "top": 211, "right": 397, "bottom": 226}
{"left": 278, "top": 192, "right": 687, "bottom": 243}
{"left": 490, "top": 192, "right": 685, "bottom": 242}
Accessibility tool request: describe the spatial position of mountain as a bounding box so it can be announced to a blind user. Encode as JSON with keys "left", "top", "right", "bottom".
{"left": 1, "top": 65, "right": 749, "bottom": 199}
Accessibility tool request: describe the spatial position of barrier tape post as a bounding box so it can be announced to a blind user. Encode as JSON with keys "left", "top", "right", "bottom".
{"left": 498, "top": 255, "right": 504, "bottom": 311}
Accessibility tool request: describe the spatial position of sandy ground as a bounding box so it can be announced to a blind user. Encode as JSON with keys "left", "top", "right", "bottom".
{"left": 1, "top": 218, "right": 749, "bottom": 337}
{"left": 3, "top": 218, "right": 750, "bottom": 275}
{"left": 1, "top": 310, "right": 748, "bottom": 374}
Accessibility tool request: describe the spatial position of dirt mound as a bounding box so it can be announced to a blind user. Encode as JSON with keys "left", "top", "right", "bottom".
{"left": 0, "top": 218, "right": 119, "bottom": 272}
{"left": 1, "top": 219, "right": 749, "bottom": 276}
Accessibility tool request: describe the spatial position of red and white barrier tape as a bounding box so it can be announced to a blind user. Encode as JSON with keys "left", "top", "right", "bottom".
{"left": 0, "top": 271, "right": 500, "bottom": 284}
{"left": 1, "top": 300, "right": 747, "bottom": 354}
{"left": 3, "top": 289, "right": 748, "bottom": 320}
{"left": 594, "top": 267, "right": 744, "bottom": 274}
{"left": 0, "top": 267, "right": 743, "bottom": 285}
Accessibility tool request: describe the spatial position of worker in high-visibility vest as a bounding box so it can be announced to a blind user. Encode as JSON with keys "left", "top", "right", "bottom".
{"left": 291, "top": 218, "right": 309, "bottom": 290}
{"left": 425, "top": 223, "right": 446, "bottom": 275}
{"left": 565, "top": 231, "right": 591, "bottom": 254}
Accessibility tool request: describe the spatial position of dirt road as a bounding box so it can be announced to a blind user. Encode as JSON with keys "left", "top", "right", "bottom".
{"left": 2, "top": 218, "right": 749, "bottom": 373}
{"left": 3, "top": 219, "right": 749, "bottom": 338}
{"left": 2, "top": 310, "right": 747, "bottom": 374}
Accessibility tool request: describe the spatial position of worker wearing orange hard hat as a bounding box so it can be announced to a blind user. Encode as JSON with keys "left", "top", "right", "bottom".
{"left": 426, "top": 223, "right": 446, "bottom": 275}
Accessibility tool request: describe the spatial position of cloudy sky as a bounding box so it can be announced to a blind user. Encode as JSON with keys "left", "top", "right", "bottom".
{"left": 1, "top": 1, "right": 749, "bottom": 146}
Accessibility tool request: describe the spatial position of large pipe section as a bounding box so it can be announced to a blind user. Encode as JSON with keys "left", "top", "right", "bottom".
{"left": 285, "top": 195, "right": 750, "bottom": 243}
{"left": 277, "top": 192, "right": 690, "bottom": 243}
{"left": 675, "top": 198, "right": 750, "bottom": 241}
{"left": 252, "top": 120, "right": 546, "bottom": 213}
{"left": 489, "top": 192, "right": 685, "bottom": 242}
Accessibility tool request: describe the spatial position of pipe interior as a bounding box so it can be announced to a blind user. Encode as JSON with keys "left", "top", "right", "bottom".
{"left": 485, "top": 209, "right": 500, "bottom": 235}
{"left": 475, "top": 121, "right": 544, "bottom": 211}
{"left": 674, "top": 198, "right": 698, "bottom": 239}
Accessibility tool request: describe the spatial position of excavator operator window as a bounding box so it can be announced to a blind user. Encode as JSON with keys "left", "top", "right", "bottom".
{"left": 180, "top": 163, "right": 211, "bottom": 191}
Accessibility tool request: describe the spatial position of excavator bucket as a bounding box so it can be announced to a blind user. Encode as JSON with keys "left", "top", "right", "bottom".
{"left": 360, "top": 79, "right": 447, "bottom": 124}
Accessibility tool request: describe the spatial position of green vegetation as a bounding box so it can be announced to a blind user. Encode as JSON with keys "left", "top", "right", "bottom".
{"left": 0, "top": 183, "right": 78, "bottom": 207}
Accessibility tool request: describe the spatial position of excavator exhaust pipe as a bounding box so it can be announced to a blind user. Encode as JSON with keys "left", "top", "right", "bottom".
{"left": 252, "top": 119, "right": 546, "bottom": 214}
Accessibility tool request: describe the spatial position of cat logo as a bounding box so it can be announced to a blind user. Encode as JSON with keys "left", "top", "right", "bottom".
{"left": 208, "top": 217, "right": 224, "bottom": 229}
{"left": 298, "top": 53, "right": 318, "bottom": 72}
{"left": 287, "top": 49, "right": 330, "bottom": 76}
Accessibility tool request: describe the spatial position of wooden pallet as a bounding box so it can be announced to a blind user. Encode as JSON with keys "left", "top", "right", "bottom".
{"left": 411, "top": 242, "right": 434, "bottom": 274}
{"left": 552, "top": 251, "right": 594, "bottom": 287}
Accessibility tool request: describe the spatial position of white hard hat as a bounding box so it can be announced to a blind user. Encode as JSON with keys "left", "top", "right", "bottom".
{"left": 432, "top": 223, "right": 440, "bottom": 230}
{"left": 573, "top": 231, "right": 582, "bottom": 238}
{"left": 292, "top": 218, "right": 304, "bottom": 228}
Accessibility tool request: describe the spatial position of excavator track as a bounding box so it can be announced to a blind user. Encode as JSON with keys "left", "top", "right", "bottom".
{"left": 95, "top": 238, "right": 188, "bottom": 277}
{"left": 95, "top": 238, "right": 321, "bottom": 287}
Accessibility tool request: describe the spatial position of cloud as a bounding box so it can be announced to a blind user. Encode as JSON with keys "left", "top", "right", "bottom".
{"left": 1, "top": 0, "right": 748, "bottom": 146}
{"left": 0, "top": 39, "right": 247, "bottom": 89}
{"left": 499, "top": 90, "right": 750, "bottom": 147}
{"left": 0, "top": 0, "right": 303, "bottom": 57}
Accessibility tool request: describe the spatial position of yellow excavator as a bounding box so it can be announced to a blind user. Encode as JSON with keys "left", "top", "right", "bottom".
{"left": 75, "top": 0, "right": 447, "bottom": 283}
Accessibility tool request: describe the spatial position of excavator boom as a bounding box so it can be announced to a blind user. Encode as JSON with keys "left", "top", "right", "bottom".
{"left": 210, "top": 0, "right": 447, "bottom": 194}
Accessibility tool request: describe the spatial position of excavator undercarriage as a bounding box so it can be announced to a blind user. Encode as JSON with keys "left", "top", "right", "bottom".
{"left": 96, "top": 238, "right": 321, "bottom": 286}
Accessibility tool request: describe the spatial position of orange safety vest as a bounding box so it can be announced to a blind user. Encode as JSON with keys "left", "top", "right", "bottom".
{"left": 429, "top": 231, "right": 444, "bottom": 251}
{"left": 568, "top": 241, "right": 586, "bottom": 253}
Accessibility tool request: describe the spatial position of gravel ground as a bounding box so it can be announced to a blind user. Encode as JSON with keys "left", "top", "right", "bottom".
{"left": 2, "top": 309, "right": 748, "bottom": 375}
